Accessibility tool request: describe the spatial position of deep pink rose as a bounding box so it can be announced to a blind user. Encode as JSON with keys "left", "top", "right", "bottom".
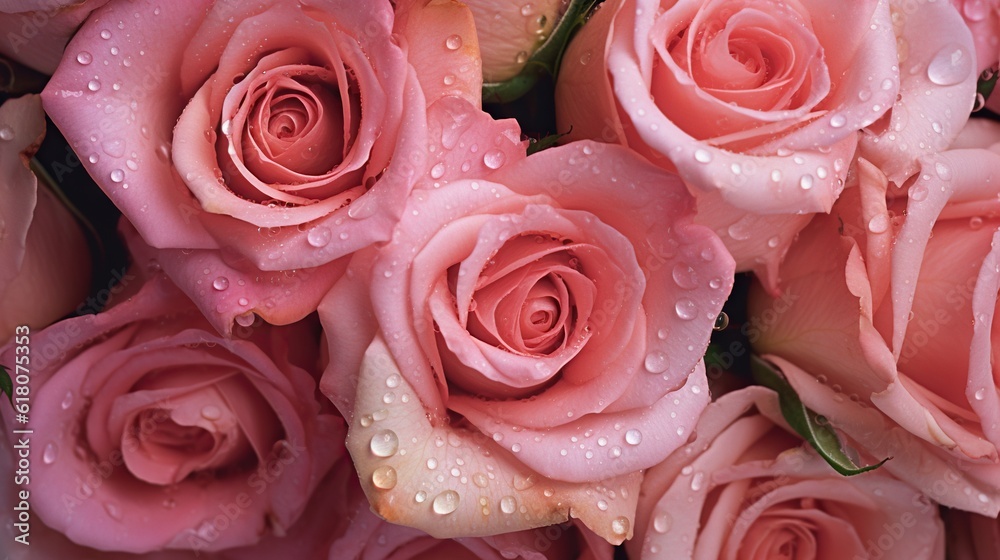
{"left": 0, "top": 274, "right": 343, "bottom": 553}
{"left": 41, "top": 0, "right": 499, "bottom": 334}
{"left": 0, "top": 0, "right": 109, "bottom": 73}
{"left": 628, "top": 387, "right": 945, "bottom": 560}
{"left": 750, "top": 118, "right": 1000, "bottom": 514}
{"left": 321, "top": 140, "right": 734, "bottom": 543}
{"left": 0, "top": 94, "right": 91, "bottom": 341}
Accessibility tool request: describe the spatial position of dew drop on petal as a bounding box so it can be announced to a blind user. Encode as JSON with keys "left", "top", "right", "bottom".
{"left": 445, "top": 35, "right": 462, "bottom": 50}
{"left": 372, "top": 466, "right": 397, "bottom": 490}
{"left": 307, "top": 227, "right": 332, "bottom": 248}
{"left": 611, "top": 516, "right": 630, "bottom": 536}
{"left": 653, "top": 512, "right": 672, "bottom": 533}
{"left": 212, "top": 277, "right": 229, "bottom": 291}
{"left": 829, "top": 114, "right": 847, "bottom": 128}
{"left": 87, "top": 79, "right": 101, "bottom": 92}
{"left": 500, "top": 495, "right": 516, "bottom": 514}
{"left": 76, "top": 51, "right": 93, "bottom": 65}
{"left": 42, "top": 443, "right": 58, "bottom": 464}
{"left": 927, "top": 44, "right": 972, "bottom": 86}
{"left": 483, "top": 150, "right": 506, "bottom": 170}
{"left": 625, "top": 429, "right": 642, "bottom": 445}
{"left": 644, "top": 351, "right": 669, "bottom": 374}
{"left": 674, "top": 299, "right": 697, "bottom": 320}
{"left": 432, "top": 490, "right": 460, "bottom": 514}
{"left": 693, "top": 149, "right": 712, "bottom": 163}
{"left": 867, "top": 215, "right": 889, "bottom": 234}
{"left": 370, "top": 429, "right": 399, "bottom": 457}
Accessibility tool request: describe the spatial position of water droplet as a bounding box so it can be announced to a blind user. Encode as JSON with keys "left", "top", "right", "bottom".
{"left": 908, "top": 184, "right": 928, "bottom": 202}
{"left": 473, "top": 472, "right": 488, "bottom": 488}
{"left": 237, "top": 297, "right": 249, "bottom": 306}
{"left": 430, "top": 162, "right": 445, "bottom": 179}
{"left": 609, "top": 446, "right": 622, "bottom": 458}
{"left": 829, "top": 114, "right": 847, "bottom": 128}
{"left": 500, "top": 495, "right": 516, "bottom": 514}
{"left": 212, "top": 277, "right": 229, "bottom": 291}
{"left": 370, "top": 429, "right": 399, "bottom": 457}
{"left": 867, "top": 215, "right": 889, "bottom": 234}
{"left": 445, "top": 35, "right": 462, "bottom": 50}
{"left": 432, "top": 490, "right": 460, "bottom": 514}
{"left": 483, "top": 150, "right": 506, "bottom": 170}
{"left": 307, "top": 227, "right": 331, "bottom": 248}
{"left": 87, "top": 79, "right": 101, "bottom": 92}
{"left": 234, "top": 311, "right": 255, "bottom": 327}
{"left": 515, "top": 50, "right": 528, "bottom": 64}
{"left": 671, "top": 264, "right": 698, "bottom": 289}
{"left": 76, "top": 51, "right": 93, "bottom": 65}
{"left": 694, "top": 149, "right": 712, "bottom": 163}
{"left": 927, "top": 44, "right": 972, "bottom": 86}
{"left": 60, "top": 391, "right": 74, "bottom": 410}
{"left": 975, "top": 388, "right": 988, "bottom": 400}
{"left": 100, "top": 29, "right": 112, "bottom": 39}
{"left": 644, "top": 351, "right": 669, "bottom": 374}
{"left": 714, "top": 312, "right": 729, "bottom": 331}
{"left": 108, "top": 169, "right": 125, "bottom": 183}
{"left": 799, "top": 174, "right": 814, "bottom": 190}
{"left": 934, "top": 161, "right": 953, "bottom": 180}
{"left": 415, "top": 490, "right": 427, "bottom": 503}
{"left": 964, "top": 0, "right": 989, "bottom": 21}
{"left": 970, "top": 216, "right": 984, "bottom": 230}
{"left": 372, "top": 465, "right": 397, "bottom": 490}
{"left": 611, "top": 516, "right": 630, "bottom": 536}
{"left": 674, "top": 299, "right": 697, "bottom": 320}
{"left": 770, "top": 169, "right": 782, "bottom": 183}
{"left": 359, "top": 415, "right": 373, "bottom": 427}
{"left": 511, "top": 443, "right": 522, "bottom": 453}
{"left": 690, "top": 471, "right": 705, "bottom": 491}
{"left": 42, "top": 443, "right": 58, "bottom": 464}
{"left": 104, "top": 501, "right": 123, "bottom": 520}
{"left": 597, "top": 499, "right": 609, "bottom": 511}
{"left": 653, "top": 512, "right": 672, "bottom": 533}
{"left": 625, "top": 429, "right": 642, "bottom": 445}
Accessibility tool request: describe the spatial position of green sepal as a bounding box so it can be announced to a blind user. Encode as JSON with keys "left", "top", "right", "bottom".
{"left": 527, "top": 131, "right": 568, "bottom": 155}
{"left": 751, "top": 355, "right": 889, "bottom": 476}
{"left": 482, "top": 0, "right": 599, "bottom": 104}
{"left": 0, "top": 365, "right": 13, "bottom": 408}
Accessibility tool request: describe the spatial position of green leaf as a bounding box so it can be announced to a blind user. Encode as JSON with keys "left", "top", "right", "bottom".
{"left": 751, "top": 355, "right": 889, "bottom": 476}
{"left": 482, "top": 0, "right": 599, "bottom": 104}
{"left": 0, "top": 365, "right": 13, "bottom": 408}
{"left": 527, "top": 131, "right": 568, "bottom": 155}
{"left": 977, "top": 66, "right": 999, "bottom": 110}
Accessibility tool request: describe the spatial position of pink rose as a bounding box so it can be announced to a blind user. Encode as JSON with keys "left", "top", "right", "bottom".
{"left": 41, "top": 0, "right": 497, "bottom": 334}
{"left": 628, "top": 387, "right": 945, "bottom": 560}
{"left": 0, "top": 0, "right": 109, "bottom": 73}
{"left": 556, "top": 0, "right": 975, "bottom": 290}
{"left": 0, "top": 273, "right": 343, "bottom": 553}
{"left": 950, "top": 0, "right": 1000, "bottom": 74}
{"left": 0, "top": 94, "right": 91, "bottom": 341}
{"left": 321, "top": 140, "right": 733, "bottom": 543}
{"left": 750, "top": 118, "right": 1000, "bottom": 514}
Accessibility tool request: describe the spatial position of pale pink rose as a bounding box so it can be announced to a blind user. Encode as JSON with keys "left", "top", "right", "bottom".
{"left": 0, "top": 273, "right": 343, "bottom": 553}
{"left": 321, "top": 140, "right": 734, "bottom": 544}
{"left": 462, "top": 0, "right": 564, "bottom": 82}
{"left": 0, "top": 94, "right": 91, "bottom": 342}
{"left": 628, "top": 387, "right": 946, "bottom": 560}
{"left": 0, "top": 0, "right": 109, "bottom": 73}
{"left": 555, "top": 0, "right": 900, "bottom": 289}
{"left": 750, "top": 119, "right": 1000, "bottom": 514}
{"left": 41, "top": 0, "right": 505, "bottom": 334}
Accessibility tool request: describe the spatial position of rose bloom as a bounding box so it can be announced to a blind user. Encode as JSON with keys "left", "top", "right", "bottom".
{"left": 321, "top": 139, "right": 734, "bottom": 544}
{"left": 750, "top": 118, "right": 1000, "bottom": 514}
{"left": 555, "top": 0, "right": 977, "bottom": 290}
{"left": 0, "top": 273, "right": 343, "bottom": 553}
{"left": 0, "top": 94, "right": 91, "bottom": 342}
{"left": 628, "top": 386, "right": 945, "bottom": 560}
{"left": 40, "top": 0, "right": 502, "bottom": 334}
